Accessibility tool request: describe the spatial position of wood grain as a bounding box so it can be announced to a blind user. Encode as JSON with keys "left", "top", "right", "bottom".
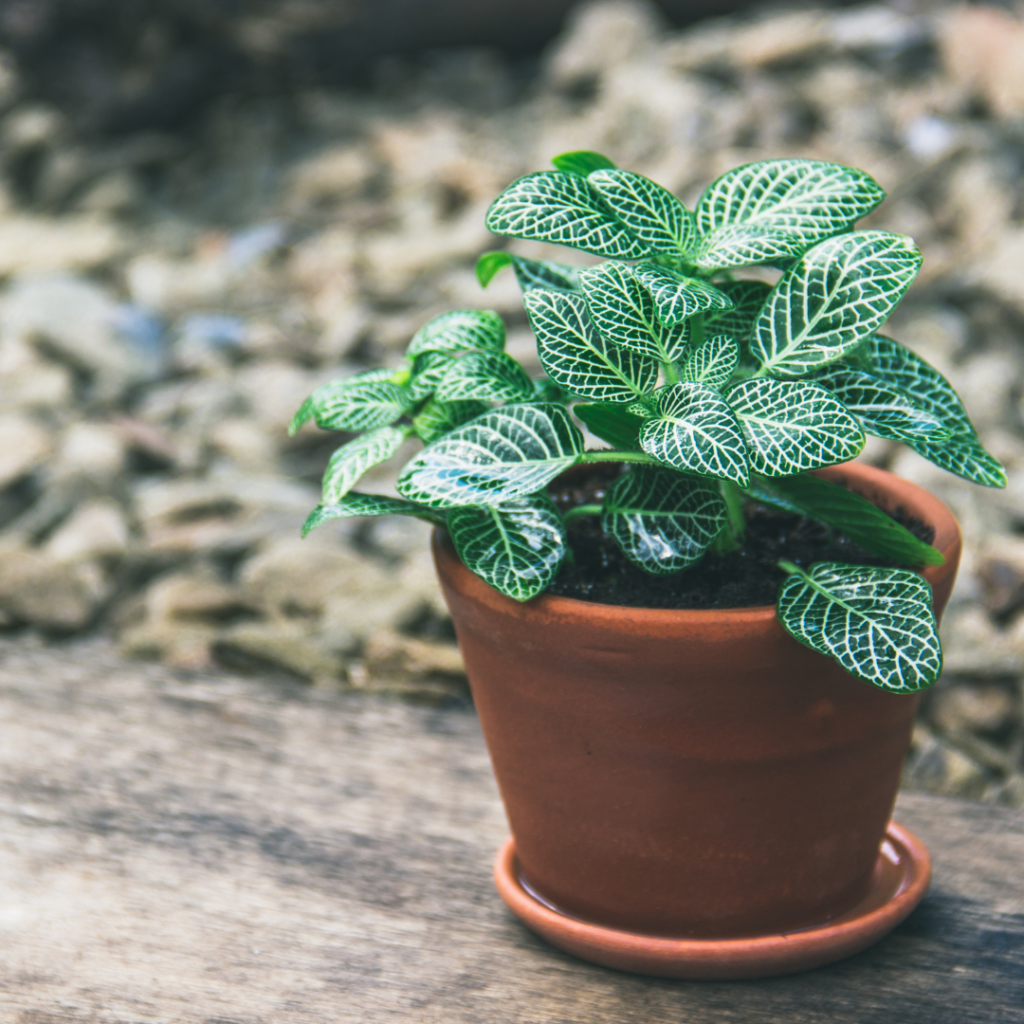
{"left": 0, "top": 637, "right": 1021, "bottom": 1023}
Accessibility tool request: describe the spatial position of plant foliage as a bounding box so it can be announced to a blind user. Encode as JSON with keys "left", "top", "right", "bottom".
{"left": 292, "top": 152, "right": 1005, "bottom": 694}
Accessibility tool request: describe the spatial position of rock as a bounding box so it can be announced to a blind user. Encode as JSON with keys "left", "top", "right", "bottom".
{"left": 43, "top": 498, "right": 130, "bottom": 565}
{"left": 977, "top": 536, "right": 1024, "bottom": 619}
{"left": 941, "top": 5, "right": 1024, "bottom": 118}
{"left": 940, "top": 606, "right": 1024, "bottom": 678}
{"left": 966, "top": 229, "right": 1024, "bottom": 318}
{"left": 0, "top": 335, "right": 74, "bottom": 411}
{"left": 0, "top": 547, "right": 105, "bottom": 632}
{"left": 55, "top": 422, "right": 128, "bottom": 484}
{"left": 285, "top": 144, "right": 376, "bottom": 211}
{"left": 357, "top": 628, "right": 467, "bottom": 703}
{"left": 902, "top": 724, "right": 992, "bottom": 800}
{"left": 0, "top": 414, "right": 50, "bottom": 490}
{"left": 0, "top": 216, "right": 120, "bottom": 275}
{"left": 212, "top": 622, "right": 349, "bottom": 685}
{"left": 0, "top": 273, "right": 162, "bottom": 399}
{"left": 930, "top": 682, "right": 1017, "bottom": 737}
{"left": 730, "top": 11, "right": 831, "bottom": 69}
{"left": 125, "top": 252, "right": 234, "bottom": 316}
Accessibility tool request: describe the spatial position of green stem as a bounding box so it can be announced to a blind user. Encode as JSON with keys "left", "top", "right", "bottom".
{"left": 577, "top": 450, "right": 658, "bottom": 465}
{"left": 710, "top": 479, "right": 746, "bottom": 556}
{"left": 661, "top": 360, "right": 680, "bottom": 385}
{"left": 563, "top": 503, "right": 602, "bottom": 524}
{"left": 777, "top": 559, "right": 805, "bottom": 577}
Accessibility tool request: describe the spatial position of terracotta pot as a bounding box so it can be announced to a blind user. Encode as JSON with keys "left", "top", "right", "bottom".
{"left": 432, "top": 463, "right": 961, "bottom": 947}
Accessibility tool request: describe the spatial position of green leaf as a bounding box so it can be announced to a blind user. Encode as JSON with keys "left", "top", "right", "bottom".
{"left": 289, "top": 367, "right": 396, "bottom": 435}
{"left": 632, "top": 263, "right": 734, "bottom": 326}
{"left": 524, "top": 289, "right": 659, "bottom": 402}
{"left": 476, "top": 251, "right": 512, "bottom": 287}
{"left": 448, "top": 496, "right": 566, "bottom": 601}
{"left": 578, "top": 262, "right": 688, "bottom": 362}
{"left": 904, "top": 434, "right": 1007, "bottom": 489}
{"left": 552, "top": 150, "right": 617, "bottom": 176}
{"left": 300, "top": 379, "right": 412, "bottom": 433}
{"left": 413, "top": 398, "right": 489, "bottom": 444}
{"left": 602, "top": 466, "right": 726, "bottom": 575}
{"left": 694, "top": 159, "right": 886, "bottom": 270}
{"left": 510, "top": 255, "right": 580, "bottom": 293}
{"left": 727, "top": 378, "right": 864, "bottom": 477}
{"left": 396, "top": 403, "right": 583, "bottom": 509}
{"left": 407, "top": 309, "right": 506, "bottom": 358}
{"left": 641, "top": 382, "right": 750, "bottom": 485}
{"left": 751, "top": 232, "right": 922, "bottom": 377}
{"left": 321, "top": 426, "right": 409, "bottom": 505}
{"left": 532, "top": 376, "right": 572, "bottom": 403}
{"left": 587, "top": 169, "right": 698, "bottom": 255}
{"left": 573, "top": 402, "right": 646, "bottom": 450}
{"left": 811, "top": 367, "right": 950, "bottom": 442}
{"left": 777, "top": 562, "right": 942, "bottom": 693}
{"left": 408, "top": 352, "right": 455, "bottom": 401}
{"left": 680, "top": 334, "right": 739, "bottom": 388}
{"left": 761, "top": 473, "right": 945, "bottom": 567}
{"left": 703, "top": 280, "right": 772, "bottom": 344}
{"left": 486, "top": 171, "right": 650, "bottom": 259}
{"left": 436, "top": 351, "right": 533, "bottom": 403}
{"left": 302, "top": 493, "right": 443, "bottom": 536}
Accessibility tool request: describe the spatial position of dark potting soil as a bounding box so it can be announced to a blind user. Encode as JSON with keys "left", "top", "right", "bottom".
{"left": 546, "top": 464, "right": 936, "bottom": 610}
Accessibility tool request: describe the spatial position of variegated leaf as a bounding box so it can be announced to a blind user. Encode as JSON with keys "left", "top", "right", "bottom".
{"left": 448, "top": 496, "right": 566, "bottom": 601}
{"left": 552, "top": 149, "right": 617, "bottom": 176}
{"left": 588, "top": 169, "right": 698, "bottom": 255}
{"left": 728, "top": 378, "right": 864, "bottom": 476}
{"left": 751, "top": 232, "right": 922, "bottom": 377}
{"left": 632, "top": 263, "right": 734, "bottom": 326}
{"left": 524, "top": 289, "right": 659, "bottom": 402}
{"left": 396, "top": 403, "right": 583, "bottom": 509}
{"left": 412, "top": 398, "right": 489, "bottom": 444}
{"left": 904, "top": 434, "right": 1007, "bottom": 488}
{"left": 476, "top": 251, "right": 581, "bottom": 293}
{"left": 680, "top": 334, "right": 739, "bottom": 388}
{"left": 300, "top": 379, "right": 412, "bottom": 433}
{"left": 602, "top": 466, "right": 726, "bottom": 575}
{"left": 578, "top": 262, "right": 688, "bottom": 362}
{"left": 408, "top": 352, "right": 455, "bottom": 401}
{"left": 811, "top": 366, "right": 950, "bottom": 442}
{"left": 289, "top": 367, "right": 396, "bottom": 434}
{"left": 573, "top": 402, "right": 646, "bottom": 450}
{"left": 641, "top": 382, "right": 750, "bottom": 484}
{"left": 407, "top": 309, "right": 505, "bottom": 358}
{"left": 485, "top": 172, "right": 650, "bottom": 259}
{"left": 302, "top": 493, "right": 443, "bottom": 537}
{"left": 777, "top": 562, "right": 942, "bottom": 693}
{"left": 694, "top": 159, "right": 886, "bottom": 270}
{"left": 436, "top": 351, "right": 533, "bottom": 403}
{"left": 704, "top": 280, "right": 772, "bottom": 343}
{"left": 321, "top": 426, "right": 410, "bottom": 504}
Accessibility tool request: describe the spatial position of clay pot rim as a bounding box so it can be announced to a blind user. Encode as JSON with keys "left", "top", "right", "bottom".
{"left": 433, "top": 462, "right": 962, "bottom": 628}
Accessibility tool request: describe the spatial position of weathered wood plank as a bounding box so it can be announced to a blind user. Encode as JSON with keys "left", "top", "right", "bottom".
{"left": 0, "top": 637, "right": 1021, "bottom": 1024}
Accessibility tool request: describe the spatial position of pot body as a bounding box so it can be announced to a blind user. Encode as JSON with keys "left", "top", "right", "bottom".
{"left": 433, "top": 464, "right": 961, "bottom": 939}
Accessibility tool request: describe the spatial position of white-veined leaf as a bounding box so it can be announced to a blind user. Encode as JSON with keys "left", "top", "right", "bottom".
{"left": 641, "top": 382, "right": 750, "bottom": 484}
{"left": 588, "top": 169, "right": 698, "bottom": 255}
{"left": 578, "top": 262, "right": 688, "bottom": 362}
{"left": 408, "top": 352, "right": 455, "bottom": 401}
{"left": 485, "top": 171, "right": 650, "bottom": 259}
{"left": 751, "top": 231, "right": 922, "bottom": 377}
{"left": 302, "top": 493, "right": 443, "bottom": 536}
{"left": 413, "top": 398, "right": 489, "bottom": 443}
{"left": 448, "top": 496, "right": 566, "bottom": 602}
{"left": 573, "top": 402, "right": 646, "bottom": 450}
{"left": 436, "top": 351, "right": 533, "bottom": 403}
{"left": 632, "top": 263, "right": 734, "bottom": 326}
{"left": 694, "top": 159, "right": 885, "bottom": 270}
{"left": 511, "top": 255, "right": 580, "bottom": 293}
{"left": 407, "top": 309, "right": 505, "bottom": 358}
{"left": 321, "top": 425, "right": 410, "bottom": 504}
{"left": 396, "top": 402, "right": 583, "bottom": 509}
{"left": 303, "top": 379, "right": 412, "bottom": 433}
{"left": 703, "top": 280, "right": 772, "bottom": 343}
{"left": 680, "top": 334, "right": 739, "bottom": 388}
{"left": 777, "top": 562, "right": 942, "bottom": 693}
{"left": 552, "top": 150, "right": 617, "bottom": 176}
{"left": 602, "top": 466, "right": 726, "bottom": 575}
{"left": 904, "top": 434, "right": 1007, "bottom": 488}
{"left": 811, "top": 367, "right": 950, "bottom": 442}
{"left": 289, "top": 367, "right": 396, "bottom": 434}
{"left": 524, "top": 289, "right": 659, "bottom": 402}
{"left": 728, "top": 378, "right": 864, "bottom": 476}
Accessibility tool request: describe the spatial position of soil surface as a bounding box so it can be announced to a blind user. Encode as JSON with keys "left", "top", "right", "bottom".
{"left": 547, "top": 464, "right": 936, "bottom": 610}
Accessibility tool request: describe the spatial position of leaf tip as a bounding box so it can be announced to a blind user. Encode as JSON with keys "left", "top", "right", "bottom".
{"left": 476, "top": 251, "right": 512, "bottom": 288}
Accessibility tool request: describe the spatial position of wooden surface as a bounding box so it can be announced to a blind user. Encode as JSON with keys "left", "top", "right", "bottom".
{"left": 0, "top": 637, "right": 1022, "bottom": 1024}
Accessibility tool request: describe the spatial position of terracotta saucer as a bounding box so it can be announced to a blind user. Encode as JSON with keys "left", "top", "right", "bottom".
{"left": 494, "top": 822, "right": 931, "bottom": 980}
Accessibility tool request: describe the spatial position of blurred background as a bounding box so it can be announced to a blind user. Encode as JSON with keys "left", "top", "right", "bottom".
{"left": 0, "top": 0, "right": 1022, "bottom": 802}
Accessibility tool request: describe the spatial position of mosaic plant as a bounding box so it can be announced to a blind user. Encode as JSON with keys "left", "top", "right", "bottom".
{"left": 293, "top": 153, "right": 1006, "bottom": 693}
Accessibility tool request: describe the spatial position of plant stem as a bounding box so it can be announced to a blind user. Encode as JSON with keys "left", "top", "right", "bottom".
{"left": 562, "top": 503, "right": 603, "bottom": 524}
{"left": 578, "top": 450, "right": 658, "bottom": 465}
{"left": 777, "top": 559, "right": 805, "bottom": 577}
{"left": 710, "top": 479, "right": 746, "bottom": 556}
{"left": 661, "top": 360, "right": 680, "bottom": 385}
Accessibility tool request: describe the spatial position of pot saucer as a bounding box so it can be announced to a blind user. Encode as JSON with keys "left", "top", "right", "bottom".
{"left": 494, "top": 822, "right": 930, "bottom": 980}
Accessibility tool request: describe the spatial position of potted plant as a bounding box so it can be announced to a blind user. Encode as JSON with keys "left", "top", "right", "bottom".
{"left": 290, "top": 153, "right": 1004, "bottom": 979}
